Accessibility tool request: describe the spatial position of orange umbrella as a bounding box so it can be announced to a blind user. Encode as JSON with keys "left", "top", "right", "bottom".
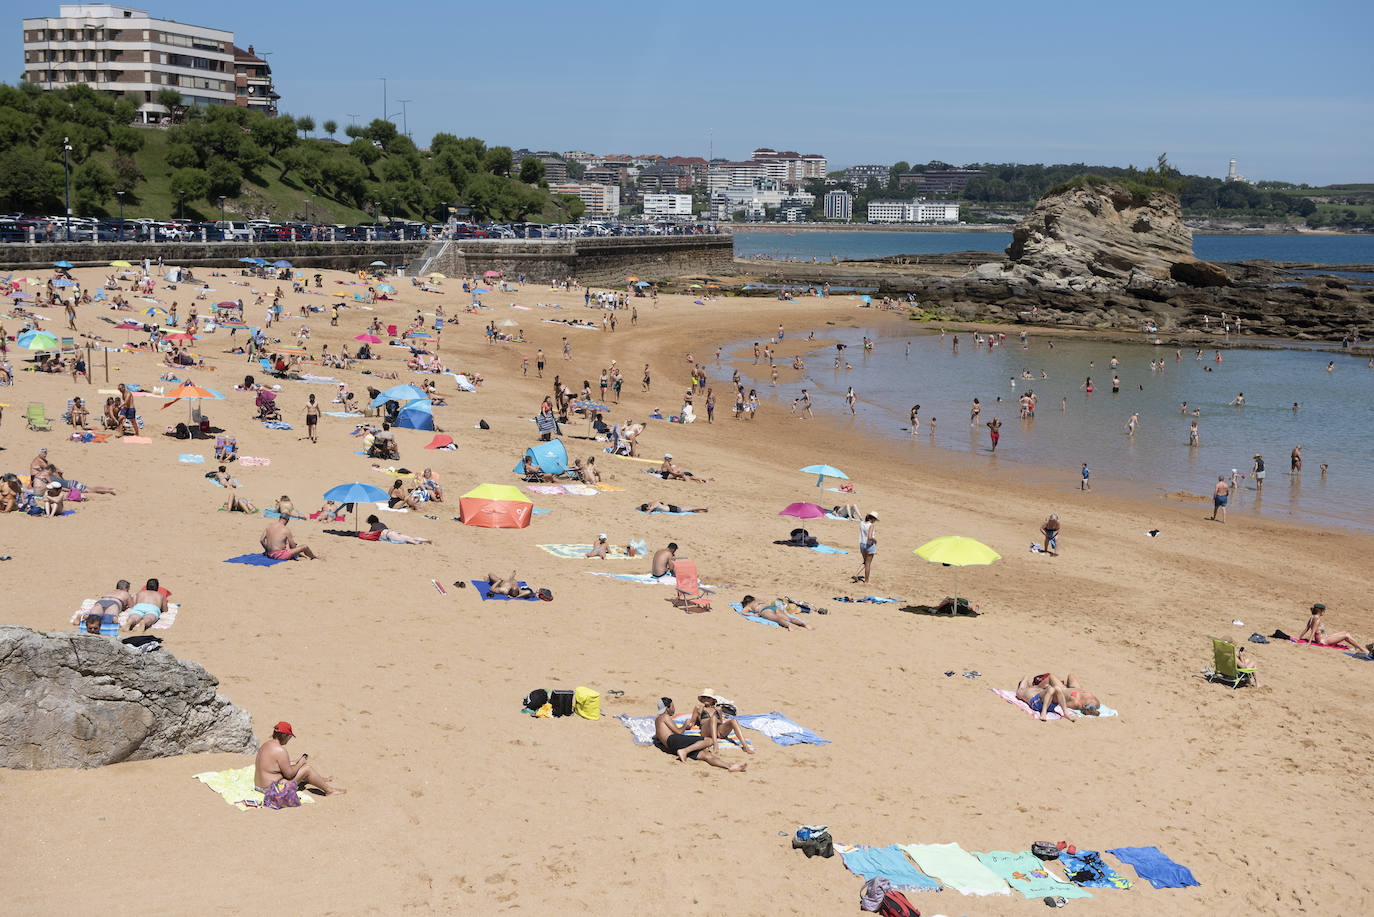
{"left": 626, "top": 275, "right": 639, "bottom": 283}
{"left": 163, "top": 381, "right": 218, "bottom": 401}
{"left": 459, "top": 483, "right": 533, "bottom": 529}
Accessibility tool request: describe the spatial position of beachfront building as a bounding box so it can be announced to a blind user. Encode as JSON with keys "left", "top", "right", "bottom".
{"left": 642, "top": 193, "right": 694, "bottom": 221}
{"left": 710, "top": 186, "right": 814, "bottom": 221}
{"left": 841, "top": 164, "right": 890, "bottom": 189}
{"left": 232, "top": 44, "right": 277, "bottom": 115}
{"left": 20, "top": 4, "right": 248, "bottom": 119}
{"left": 551, "top": 182, "right": 621, "bottom": 220}
{"left": 866, "top": 198, "right": 960, "bottom": 223}
{"left": 824, "top": 190, "right": 853, "bottom": 221}
{"left": 896, "top": 169, "right": 985, "bottom": 195}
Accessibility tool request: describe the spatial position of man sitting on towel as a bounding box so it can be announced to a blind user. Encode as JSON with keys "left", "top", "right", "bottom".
{"left": 254, "top": 721, "right": 344, "bottom": 807}
{"left": 1015, "top": 672, "right": 1100, "bottom": 721}
{"left": 261, "top": 516, "right": 321, "bottom": 561}
{"left": 653, "top": 697, "right": 747, "bottom": 772}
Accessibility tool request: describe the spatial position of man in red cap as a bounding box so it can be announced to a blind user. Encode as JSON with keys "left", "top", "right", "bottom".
{"left": 253, "top": 720, "right": 344, "bottom": 807}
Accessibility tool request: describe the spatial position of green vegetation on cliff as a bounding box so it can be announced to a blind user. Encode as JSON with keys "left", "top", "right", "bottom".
{"left": 0, "top": 82, "right": 579, "bottom": 223}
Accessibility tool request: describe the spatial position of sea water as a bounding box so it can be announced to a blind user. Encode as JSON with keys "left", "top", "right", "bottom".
{"left": 729, "top": 329, "right": 1374, "bottom": 532}
{"left": 732, "top": 231, "right": 1374, "bottom": 266}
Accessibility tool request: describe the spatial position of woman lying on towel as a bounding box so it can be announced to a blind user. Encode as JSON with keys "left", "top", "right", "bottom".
{"left": 1015, "top": 673, "right": 1100, "bottom": 722}
{"left": 739, "top": 595, "right": 815, "bottom": 630}
{"left": 362, "top": 515, "right": 433, "bottom": 545}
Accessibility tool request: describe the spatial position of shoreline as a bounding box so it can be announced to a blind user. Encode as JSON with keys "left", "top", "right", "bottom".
{"left": 728, "top": 222, "right": 1371, "bottom": 236}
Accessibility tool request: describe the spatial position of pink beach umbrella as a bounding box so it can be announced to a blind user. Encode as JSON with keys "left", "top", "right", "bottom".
{"left": 779, "top": 502, "right": 828, "bottom": 519}
{"left": 354, "top": 333, "right": 382, "bottom": 343}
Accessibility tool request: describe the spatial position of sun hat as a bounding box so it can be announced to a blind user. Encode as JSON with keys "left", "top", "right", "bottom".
{"left": 698, "top": 689, "right": 719, "bottom": 703}
{"left": 598, "top": 533, "right": 607, "bottom": 541}
{"left": 664, "top": 453, "right": 672, "bottom": 459}
{"left": 46, "top": 481, "right": 63, "bottom": 490}
{"left": 273, "top": 721, "right": 295, "bottom": 737}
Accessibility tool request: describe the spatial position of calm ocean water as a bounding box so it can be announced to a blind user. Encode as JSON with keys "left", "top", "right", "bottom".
{"left": 732, "top": 231, "right": 1374, "bottom": 265}
{"left": 727, "top": 330, "right": 1374, "bottom": 533}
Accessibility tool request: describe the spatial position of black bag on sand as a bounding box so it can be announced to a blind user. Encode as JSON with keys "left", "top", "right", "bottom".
{"left": 1031, "top": 842, "right": 1061, "bottom": 860}
{"left": 550, "top": 689, "right": 575, "bottom": 717}
{"left": 936, "top": 596, "right": 974, "bottom": 615}
{"left": 523, "top": 688, "right": 549, "bottom": 710}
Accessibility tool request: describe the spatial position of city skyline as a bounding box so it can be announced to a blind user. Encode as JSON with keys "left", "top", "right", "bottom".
{"left": 7, "top": 0, "right": 1371, "bottom": 185}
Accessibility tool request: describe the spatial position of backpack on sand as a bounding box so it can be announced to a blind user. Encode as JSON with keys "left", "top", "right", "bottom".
{"left": 877, "top": 889, "right": 919, "bottom": 917}
{"left": 523, "top": 689, "right": 549, "bottom": 711}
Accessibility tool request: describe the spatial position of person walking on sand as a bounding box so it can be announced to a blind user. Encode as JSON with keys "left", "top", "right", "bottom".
{"left": 855, "top": 512, "right": 878, "bottom": 583}
{"left": 254, "top": 721, "right": 344, "bottom": 807}
{"left": 1251, "top": 454, "right": 1265, "bottom": 494}
{"left": 304, "top": 393, "right": 319, "bottom": 444}
{"left": 1210, "top": 475, "right": 1230, "bottom": 523}
{"left": 986, "top": 417, "right": 1002, "bottom": 451}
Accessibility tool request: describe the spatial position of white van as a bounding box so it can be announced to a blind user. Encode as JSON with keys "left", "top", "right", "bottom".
{"left": 214, "top": 220, "right": 253, "bottom": 241}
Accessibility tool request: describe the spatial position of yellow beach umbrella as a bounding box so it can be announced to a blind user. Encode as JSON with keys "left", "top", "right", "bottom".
{"left": 914, "top": 536, "right": 1000, "bottom": 609}
{"left": 461, "top": 483, "right": 528, "bottom": 503}
{"left": 110, "top": 260, "right": 132, "bottom": 268}
{"left": 427, "top": 272, "right": 446, "bottom": 279}
{"left": 332, "top": 291, "right": 348, "bottom": 297}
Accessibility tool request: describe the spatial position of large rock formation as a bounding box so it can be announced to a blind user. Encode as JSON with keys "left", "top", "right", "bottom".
{"left": 1004, "top": 177, "right": 1201, "bottom": 284}
{"left": 0, "top": 626, "right": 256, "bottom": 769}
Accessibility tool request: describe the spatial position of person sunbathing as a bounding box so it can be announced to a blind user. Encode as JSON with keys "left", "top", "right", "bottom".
{"left": 739, "top": 595, "right": 815, "bottom": 630}
{"left": 585, "top": 534, "right": 611, "bottom": 559}
{"left": 653, "top": 697, "right": 747, "bottom": 771}
{"left": 224, "top": 492, "right": 258, "bottom": 513}
{"left": 364, "top": 514, "right": 433, "bottom": 545}
{"left": 207, "top": 465, "right": 238, "bottom": 487}
{"left": 659, "top": 454, "right": 711, "bottom": 483}
{"left": 388, "top": 479, "right": 422, "bottom": 511}
{"left": 640, "top": 501, "right": 708, "bottom": 514}
{"left": 685, "top": 692, "right": 756, "bottom": 755}
{"left": 1015, "top": 673, "right": 1100, "bottom": 722}
{"left": 0, "top": 475, "right": 23, "bottom": 513}
{"left": 274, "top": 495, "right": 307, "bottom": 520}
{"left": 830, "top": 503, "right": 861, "bottom": 519}
{"left": 124, "top": 578, "right": 167, "bottom": 633}
{"left": 417, "top": 468, "right": 444, "bottom": 502}
{"left": 485, "top": 570, "right": 535, "bottom": 598}
{"left": 522, "top": 455, "right": 556, "bottom": 483}
{"left": 260, "top": 516, "right": 320, "bottom": 560}
{"left": 89, "top": 579, "right": 134, "bottom": 632}
{"left": 1297, "top": 603, "right": 1370, "bottom": 652}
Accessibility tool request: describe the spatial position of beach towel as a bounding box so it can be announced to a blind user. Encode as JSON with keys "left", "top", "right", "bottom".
{"left": 730, "top": 602, "right": 782, "bottom": 627}
{"left": 588, "top": 572, "right": 677, "bottom": 585}
{"left": 120, "top": 436, "right": 151, "bottom": 444}
{"left": 991, "top": 688, "right": 1118, "bottom": 720}
{"left": 1059, "top": 850, "right": 1131, "bottom": 889}
{"left": 239, "top": 456, "right": 271, "bottom": 467}
{"left": 206, "top": 477, "right": 226, "bottom": 487}
{"left": 532, "top": 508, "right": 552, "bottom": 515}
{"left": 900, "top": 843, "right": 1009, "bottom": 896}
{"left": 809, "top": 544, "right": 848, "bottom": 554}
{"left": 261, "top": 420, "right": 292, "bottom": 430}
{"left": 734, "top": 712, "right": 828, "bottom": 746}
{"left": 837, "top": 845, "right": 942, "bottom": 892}
{"left": 605, "top": 451, "right": 661, "bottom": 464}
{"left": 1106, "top": 846, "right": 1200, "bottom": 889}
{"left": 833, "top": 596, "right": 900, "bottom": 604}
{"left": 1289, "top": 638, "right": 1349, "bottom": 650}
{"left": 614, "top": 714, "right": 658, "bottom": 746}
{"left": 471, "top": 580, "right": 539, "bottom": 601}
{"left": 70, "top": 598, "right": 182, "bottom": 634}
{"left": 325, "top": 411, "right": 362, "bottom": 418}
{"left": 973, "top": 851, "right": 1092, "bottom": 900}
{"left": 562, "top": 483, "right": 599, "bottom": 496}
{"left": 192, "top": 765, "right": 314, "bottom": 811}
{"left": 224, "top": 553, "right": 289, "bottom": 566}
{"left": 636, "top": 508, "right": 695, "bottom": 516}
{"left": 538, "top": 544, "right": 633, "bottom": 560}
{"left": 524, "top": 484, "right": 567, "bottom": 495}
{"left": 178, "top": 453, "right": 204, "bottom": 463}
{"left": 591, "top": 483, "right": 624, "bottom": 492}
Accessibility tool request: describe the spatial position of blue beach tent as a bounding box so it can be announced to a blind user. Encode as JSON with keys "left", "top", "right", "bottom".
{"left": 512, "top": 439, "right": 569, "bottom": 475}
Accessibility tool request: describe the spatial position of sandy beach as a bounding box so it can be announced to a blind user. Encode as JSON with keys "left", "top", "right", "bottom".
{"left": 2, "top": 263, "right": 1371, "bottom": 915}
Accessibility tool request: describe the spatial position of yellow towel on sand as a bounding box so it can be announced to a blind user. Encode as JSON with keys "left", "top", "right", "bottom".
{"left": 192, "top": 764, "right": 314, "bottom": 811}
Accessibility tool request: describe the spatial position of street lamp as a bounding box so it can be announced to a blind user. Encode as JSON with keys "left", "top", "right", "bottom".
{"left": 397, "top": 99, "right": 412, "bottom": 138}
{"left": 63, "top": 135, "right": 72, "bottom": 242}
{"left": 218, "top": 195, "right": 226, "bottom": 233}
{"left": 304, "top": 197, "right": 311, "bottom": 225}
{"left": 116, "top": 190, "right": 125, "bottom": 242}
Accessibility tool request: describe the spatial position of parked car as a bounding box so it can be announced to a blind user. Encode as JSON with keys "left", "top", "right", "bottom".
{"left": 214, "top": 220, "right": 254, "bottom": 241}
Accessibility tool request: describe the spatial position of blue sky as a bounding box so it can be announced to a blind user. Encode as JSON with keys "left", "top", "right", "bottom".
{"left": 12, "top": 1, "right": 1371, "bottom": 183}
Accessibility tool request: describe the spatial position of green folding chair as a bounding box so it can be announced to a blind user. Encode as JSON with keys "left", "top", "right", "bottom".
{"left": 1209, "top": 637, "right": 1256, "bottom": 689}
{"left": 25, "top": 403, "right": 52, "bottom": 432}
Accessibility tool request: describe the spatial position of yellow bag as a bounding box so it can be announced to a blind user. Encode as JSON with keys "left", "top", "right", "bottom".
{"left": 573, "top": 686, "right": 600, "bottom": 720}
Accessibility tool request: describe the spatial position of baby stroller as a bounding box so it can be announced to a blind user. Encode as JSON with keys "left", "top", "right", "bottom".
{"left": 255, "top": 389, "right": 281, "bottom": 421}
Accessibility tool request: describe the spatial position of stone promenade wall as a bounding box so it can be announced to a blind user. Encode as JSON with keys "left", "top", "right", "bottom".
{"left": 432, "top": 235, "right": 734, "bottom": 283}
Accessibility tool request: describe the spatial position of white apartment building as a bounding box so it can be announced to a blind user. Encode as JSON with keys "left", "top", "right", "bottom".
{"left": 866, "top": 198, "right": 960, "bottom": 223}
{"left": 551, "top": 182, "right": 621, "bottom": 219}
{"left": 22, "top": 5, "right": 237, "bottom": 115}
{"left": 642, "top": 193, "right": 694, "bottom": 220}
{"left": 711, "top": 188, "right": 814, "bottom": 220}
{"left": 824, "top": 190, "right": 853, "bottom": 221}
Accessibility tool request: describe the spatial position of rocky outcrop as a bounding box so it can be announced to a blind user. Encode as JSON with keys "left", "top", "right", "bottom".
{"left": 1004, "top": 177, "right": 1203, "bottom": 284}
{"left": 0, "top": 626, "right": 256, "bottom": 770}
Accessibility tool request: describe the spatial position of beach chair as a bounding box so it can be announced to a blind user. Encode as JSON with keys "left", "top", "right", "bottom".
{"left": 60, "top": 336, "right": 77, "bottom": 354}
{"left": 1208, "top": 638, "right": 1256, "bottom": 689}
{"left": 387, "top": 324, "right": 398, "bottom": 338}
{"left": 25, "top": 403, "right": 52, "bottom": 431}
{"left": 673, "top": 560, "right": 712, "bottom": 611}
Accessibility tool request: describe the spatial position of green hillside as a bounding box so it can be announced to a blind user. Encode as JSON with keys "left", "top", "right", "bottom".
{"left": 0, "top": 82, "right": 580, "bottom": 224}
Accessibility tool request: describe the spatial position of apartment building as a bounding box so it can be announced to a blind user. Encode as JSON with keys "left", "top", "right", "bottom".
{"left": 896, "top": 169, "right": 985, "bottom": 194}
{"left": 637, "top": 165, "right": 692, "bottom": 193}
{"left": 551, "top": 182, "right": 621, "bottom": 219}
{"left": 866, "top": 198, "right": 960, "bottom": 223}
{"left": 824, "top": 190, "right": 853, "bottom": 221}
{"left": 22, "top": 4, "right": 242, "bottom": 116}
{"left": 842, "top": 164, "right": 890, "bottom": 188}
{"left": 750, "top": 148, "right": 827, "bottom": 183}
{"left": 642, "top": 193, "right": 693, "bottom": 220}
{"left": 232, "top": 43, "right": 277, "bottom": 115}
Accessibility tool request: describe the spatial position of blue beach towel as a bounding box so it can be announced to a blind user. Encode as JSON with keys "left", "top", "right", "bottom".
{"left": 224, "top": 553, "right": 288, "bottom": 567}
{"left": 178, "top": 454, "right": 204, "bottom": 463}
{"left": 325, "top": 411, "right": 362, "bottom": 418}
{"left": 532, "top": 508, "right": 552, "bottom": 515}
{"left": 735, "top": 712, "right": 829, "bottom": 746}
{"left": 729, "top": 602, "right": 781, "bottom": 628}
{"left": 471, "top": 580, "right": 539, "bottom": 601}
{"left": 1106, "top": 846, "right": 1200, "bottom": 889}
{"left": 838, "top": 845, "right": 941, "bottom": 892}
{"left": 809, "top": 544, "right": 848, "bottom": 554}
{"left": 261, "top": 420, "right": 293, "bottom": 430}
{"left": 1059, "top": 850, "right": 1132, "bottom": 889}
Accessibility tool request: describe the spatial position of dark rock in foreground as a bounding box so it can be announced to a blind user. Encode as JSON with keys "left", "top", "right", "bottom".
{"left": 0, "top": 626, "right": 256, "bottom": 770}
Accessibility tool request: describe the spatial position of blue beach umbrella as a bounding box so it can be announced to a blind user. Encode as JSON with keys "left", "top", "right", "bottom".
{"left": 237, "top": 257, "right": 258, "bottom": 263}
{"left": 17, "top": 330, "right": 59, "bottom": 351}
{"left": 800, "top": 463, "right": 849, "bottom": 488}
{"left": 52, "top": 278, "right": 77, "bottom": 288}
{"left": 272, "top": 260, "right": 292, "bottom": 268}
{"left": 473, "top": 288, "right": 490, "bottom": 294}
{"left": 322, "top": 481, "right": 389, "bottom": 531}
{"left": 635, "top": 281, "right": 651, "bottom": 288}
{"left": 54, "top": 260, "right": 73, "bottom": 269}
{"left": 371, "top": 384, "right": 427, "bottom": 409}
{"left": 860, "top": 295, "right": 872, "bottom": 303}
{"left": 377, "top": 283, "right": 395, "bottom": 293}
{"left": 394, "top": 398, "right": 436, "bottom": 431}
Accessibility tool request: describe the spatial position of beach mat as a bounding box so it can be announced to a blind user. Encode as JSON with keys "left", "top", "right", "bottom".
{"left": 734, "top": 712, "right": 828, "bottom": 745}
{"left": 562, "top": 483, "right": 599, "bottom": 496}
{"left": 991, "top": 688, "right": 1118, "bottom": 720}
{"left": 537, "top": 544, "right": 633, "bottom": 560}
{"left": 121, "top": 436, "right": 151, "bottom": 444}
{"left": 192, "top": 765, "right": 314, "bottom": 811}
{"left": 1106, "top": 846, "right": 1200, "bottom": 889}
{"left": 1289, "top": 638, "right": 1349, "bottom": 650}
{"left": 523, "top": 484, "right": 566, "bottom": 495}
{"left": 809, "top": 543, "right": 848, "bottom": 554}
{"left": 224, "top": 553, "right": 289, "bottom": 567}
{"left": 973, "top": 850, "right": 1092, "bottom": 900}
{"left": 1059, "top": 850, "right": 1132, "bottom": 889}
{"left": 901, "top": 843, "right": 1010, "bottom": 896}
{"left": 261, "top": 420, "right": 292, "bottom": 430}
{"left": 178, "top": 454, "right": 204, "bottom": 463}
{"left": 837, "top": 845, "right": 942, "bottom": 892}
{"left": 471, "top": 580, "right": 538, "bottom": 601}
{"left": 730, "top": 602, "right": 781, "bottom": 627}
{"left": 588, "top": 571, "right": 676, "bottom": 585}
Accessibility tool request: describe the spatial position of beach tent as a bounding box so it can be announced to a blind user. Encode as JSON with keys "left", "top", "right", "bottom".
{"left": 512, "top": 439, "right": 568, "bottom": 476}
{"left": 394, "top": 398, "right": 436, "bottom": 431}
{"left": 459, "top": 483, "right": 533, "bottom": 529}
{"left": 370, "top": 384, "right": 427, "bottom": 409}
{"left": 164, "top": 267, "right": 186, "bottom": 282}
